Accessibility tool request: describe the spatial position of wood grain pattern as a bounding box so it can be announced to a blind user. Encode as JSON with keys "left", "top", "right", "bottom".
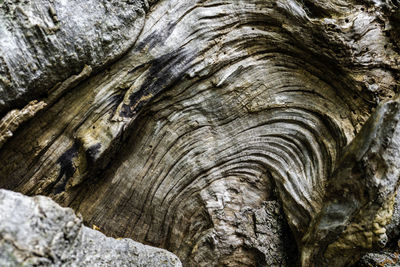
{"left": 0, "top": 0, "right": 399, "bottom": 266}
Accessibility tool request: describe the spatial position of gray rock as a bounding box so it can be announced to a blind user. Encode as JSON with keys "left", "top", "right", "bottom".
{"left": 0, "top": 189, "right": 182, "bottom": 267}
{"left": 357, "top": 251, "right": 400, "bottom": 267}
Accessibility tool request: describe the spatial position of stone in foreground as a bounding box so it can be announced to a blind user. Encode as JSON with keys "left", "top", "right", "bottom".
{"left": 0, "top": 189, "right": 182, "bottom": 267}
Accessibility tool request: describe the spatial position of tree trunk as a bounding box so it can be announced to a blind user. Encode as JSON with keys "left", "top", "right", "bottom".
{"left": 1, "top": 0, "right": 400, "bottom": 266}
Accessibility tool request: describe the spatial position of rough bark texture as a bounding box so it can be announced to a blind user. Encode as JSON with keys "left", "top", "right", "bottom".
{"left": 0, "top": 0, "right": 400, "bottom": 266}
{"left": 0, "top": 189, "right": 182, "bottom": 267}
{"left": 302, "top": 99, "right": 400, "bottom": 266}
{"left": 0, "top": 0, "right": 148, "bottom": 114}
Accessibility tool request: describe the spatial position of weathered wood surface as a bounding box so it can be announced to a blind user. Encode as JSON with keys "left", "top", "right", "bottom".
{"left": 302, "top": 99, "right": 400, "bottom": 266}
{"left": 0, "top": 0, "right": 400, "bottom": 266}
{"left": 0, "top": 0, "right": 147, "bottom": 114}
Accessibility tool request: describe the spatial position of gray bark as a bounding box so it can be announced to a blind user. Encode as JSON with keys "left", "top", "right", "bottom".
{"left": 0, "top": 0, "right": 400, "bottom": 266}
{"left": 0, "top": 0, "right": 148, "bottom": 114}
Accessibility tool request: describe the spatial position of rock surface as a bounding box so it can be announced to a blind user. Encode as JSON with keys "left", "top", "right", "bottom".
{"left": 0, "top": 189, "right": 182, "bottom": 267}
{"left": 357, "top": 250, "right": 400, "bottom": 267}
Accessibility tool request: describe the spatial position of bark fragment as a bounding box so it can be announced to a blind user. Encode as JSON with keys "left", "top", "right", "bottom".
{"left": 302, "top": 99, "right": 400, "bottom": 266}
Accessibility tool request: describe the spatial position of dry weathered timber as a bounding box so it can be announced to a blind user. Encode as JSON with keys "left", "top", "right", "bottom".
{"left": 302, "top": 99, "right": 400, "bottom": 266}
{"left": 0, "top": 0, "right": 148, "bottom": 114}
{"left": 0, "top": 0, "right": 400, "bottom": 266}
